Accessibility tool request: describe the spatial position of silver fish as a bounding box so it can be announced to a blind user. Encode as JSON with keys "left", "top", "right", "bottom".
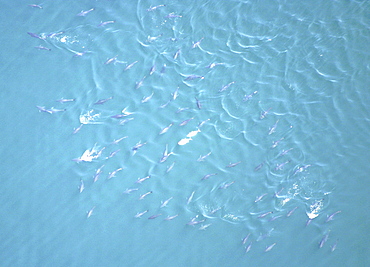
{"left": 255, "top": 193, "right": 268, "bottom": 203}
{"left": 147, "top": 4, "right": 166, "bottom": 11}
{"left": 199, "top": 224, "right": 211, "bottom": 230}
{"left": 112, "top": 136, "right": 127, "bottom": 144}
{"left": 219, "top": 81, "right": 235, "bottom": 92}
{"left": 87, "top": 206, "right": 95, "bottom": 218}
{"left": 219, "top": 181, "right": 235, "bottom": 189}
{"left": 56, "top": 98, "right": 75, "bottom": 103}
{"left": 197, "top": 152, "right": 212, "bottom": 162}
{"left": 104, "top": 55, "right": 118, "bottom": 65}
{"left": 260, "top": 107, "right": 272, "bottom": 119}
{"left": 195, "top": 97, "right": 202, "bottom": 109}
{"left": 107, "top": 167, "right": 123, "bottom": 179}
{"left": 268, "top": 119, "right": 279, "bottom": 135}
{"left": 139, "top": 191, "right": 152, "bottom": 200}
{"left": 93, "top": 165, "right": 104, "bottom": 182}
{"left": 135, "top": 210, "right": 149, "bottom": 218}
{"left": 123, "top": 188, "right": 138, "bottom": 194}
{"left": 78, "top": 180, "right": 85, "bottom": 193}
{"left": 73, "top": 124, "right": 83, "bottom": 134}
{"left": 187, "top": 191, "right": 195, "bottom": 204}
{"left": 287, "top": 207, "right": 298, "bottom": 217}
{"left": 254, "top": 162, "right": 264, "bottom": 172}
{"left": 160, "top": 197, "right": 173, "bottom": 208}
{"left": 242, "top": 233, "right": 251, "bottom": 245}
{"left": 159, "top": 122, "right": 173, "bottom": 134}
{"left": 94, "top": 96, "right": 113, "bottom": 105}
{"left": 275, "top": 160, "right": 290, "bottom": 171}
{"left": 258, "top": 211, "right": 273, "bottom": 218}
{"left": 149, "top": 64, "right": 156, "bottom": 75}
{"left": 135, "top": 175, "right": 150, "bottom": 184}
{"left": 98, "top": 20, "right": 115, "bottom": 27}
{"left": 159, "top": 144, "right": 173, "bottom": 163}
{"left": 201, "top": 173, "right": 217, "bottom": 180}
{"left": 179, "top": 117, "right": 194, "bottom": 126}
{"left": 35, "top": 45, "right": 51, "bottom": 51}
{"left": 272, "top": 137, "right": 284, "bottom": 148}
{"left": 164, "top": 214, "right": 178, "bottom": 221}
{"left": 226, "top": 161, "right": 241, "bottom": 168}
{"left": 77, "top": 8, "right": 95, "bottom": 17}
{"left": 124, "top": 60, "right": 138, "bottom": 71}
{"left": 326, "top": 211, "right": 341, "bottom": 222}
{"left": 148, "top": 214, "right": 162, "bottom": 219}
{"left": 265, "top": 243, "right": 276, "bottom": 252}
{"left": 29, "top": 4, "right": 42, "bottom": 8}
{"left": 243, "top": 91, "right": 258, "bottom": 101}
{"left": 166, "top": 162, "right": 175, "bottom": 173}
{"left": 141, "top": 92, "right": 154, "bottom": 103}
{"left": 173, "top": 49, "right": 181, "bottom": 60}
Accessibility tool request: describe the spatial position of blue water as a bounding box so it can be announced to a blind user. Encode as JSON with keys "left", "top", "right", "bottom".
{"left": 1, "top": 1, "right": 369, "bottom": 266}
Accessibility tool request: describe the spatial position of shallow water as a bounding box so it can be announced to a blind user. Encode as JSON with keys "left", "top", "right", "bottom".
{"left": 0, "top": 1, "right": 369, "bottom": 266}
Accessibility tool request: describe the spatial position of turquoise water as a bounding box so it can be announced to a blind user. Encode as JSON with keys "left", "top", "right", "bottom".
{"left": 1, "top": 0, "right": 369, "bottom": 266}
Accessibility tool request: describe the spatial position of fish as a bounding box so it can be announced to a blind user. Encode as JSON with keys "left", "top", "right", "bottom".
{"left": 166, "top": 162, "right": 175, "bottom": 173}
{"left": 36, "top": 106, "right": 66, "bottom": 114}
{"left": 226, "top": 161, "right": 241, "bottom": 168}
{"left": 331, "top": 240, "right": 338, "bottom": 252}
{"left": 131, "top": 141, "right": 146, "bottom": 155}
{"left": 48, "top": 107, "right": 66, "bottom": 113}
{"left": 98, "top": 20, "right": 115, "bottom": 27}
{"left": 197, "top": 152, "right": 212, "bottom": 162}
{"left": 176, "top": 107, "right": 190, "bottom": 113}
{"left": 326, "top": 211, "right": 341, "bottom": 222}
{"left": 265, "top": 243, "right": 276, "bottom": 252}
{"left": 160, "top": 197, "right": 173, "bottom": 208}
{"left": 258, "top": 211, "right": 273, "bottom": 218}
{"left": 172, "top": 87, "right": 179, "bottom": 100}
{"left": 255, "top": 193, "right": 268, "bottom": 203}
{"left": 87, "top": 206, "right": 95, "bottom": 218}
{"left": 123, "top": 188, "right": 138, "bottom": 194}
{"left": 104, "top": 55, "right": 118, "bottom": 65}
{"left": 159, "top": 123, "right": 173, "bottom": 135}
{"left": 112, "top": 136, "right": 127, "bottom": 144}
{"left": 219, "top": 81, "right": 235, "bottom": 92}
{"left": 159, "top": 144, "right": 173, "bottom": 163}
{"left": 119, "top": 118, "right": 134, "bottom": 125}
{"left": 245, "top": 242, "right": 252, "bottom": 253}
{"left": 77, "top": 8, "right": 95, "bottom": 17}
{"left": 36, "top": 106, "right": 52, "bottom": 114}
{"left": 279, "top": 148, "right": 294, "bottom": 157}
{"left": 94, "top": 96, "right": 113, "bottom": 105}
{"left": 219, "top": 181, "right": 235, "bottom": 189}
{"left": 106, "top": 149, "right": 120, "bottom": 159}
{"left": 319, "top": 232, "right": 330, "bottom": 248}
{"left": 187, "top": 191, "right": 195, "bottom": 204}
{"left": 260, "top": 107, "right": 272, "bottom": 119}
{"left": 275, "top": 160, "right": 291, "bottom": 171}
{"left": 164, "top": 214, "right": 179, "bottom": 221}
{"left": 28, "top": 4, "right": 43, "bottom": 8}
{"left": 148, "top": 214, "right": 162, "bottom": 220}
{"left": 141, "top": 92, "right": 154, "bottom": 103}
{"left": 199, "top": 224, "right": 211, "bottom": 230}
{"left": 73, "top": 124, "right": 83, "bottom": 134}
{"left": 139, "top": 191, "right": 152, "bottom": 200}
{"left": 178, "top": 137, "right": 191, "bottom": 146}
{"left": 201, "top": 173, "right": 217, "bottom": 180}
{"left": 269, "top": 215, "right": 283, "bottom": 222}
{"left": 242, "top": 233, "right": 251, "bottom": 245}
{"left": 268, "top": 119, "right": 279, "bottom": 135}
{"left": 149, "top": 64, "right": 156, "bottom": 75}
{"left": 173, "top": 49, "right": 181, "bottom": 60}
{"left": 111, "top": 114, "right": 129, "bottom": 119}
{"left": 195, "top": 97, "right": 202, "bottom": 109}
{"left": 35, "top": 45, "right": 51, "bottom": 51}
{"left": 135, "top": 175, "right": 150, "bottom": 184}
{"left": 135, "top": 76, "right": 146, "bottom": 89}
{"left": 243, "top": 91, "right": 258, "bottom": 101}
{"left": 272, "top": 137, "right": 284, "bottom": 148}
{"left": 287, "top": 207, "right": 298, "bottom": 217}
{"left": 166, "top": 13, "right": 182, "bottom": 18}
{"left": 160, "top": 64, "right": 167, "bottom": 74}
{"left": 56, "top": 98, "right": 75, "bottom": 103}
{"left": 179, "top": 117, "right": 194, "bottom": 126}
{"left": 107, "top": 167, "right": 123, "bottom": 179}
{"left": 187, "top": 219, "right": 205, "bottom": 226}
{"left": 135, "top": 210, "right": 149, "bottom": 218}
{"left": 159, "top": 100, "right": 171, "bottom": 109}
{"left": 198, "top": 119, "right": 210, "bottom": 128}
{"left": 185, "top": 75, "right": 204, "bottom": 81}
{"left": 124, "top": 60, "right": 138, "bottom": 71}
{"left": 93, "top": 165, "right": 104, "bottom": 182}
{"left": 254, "top": 162, "right": 264, "bottom": 172}
{"left": 192, "top": 37, "right": 204, "bottom": 49}
{"left": 78, "top": 180, "right": 85, "bottom": 193}
{"left": 147, "top": 4, "right": 166, "bottom": 11}
{"left": 27, "top": 32, "right": 44, "bottom": 39}
{"left": 205, "top": 62, "right": 224, "bottom": 69}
